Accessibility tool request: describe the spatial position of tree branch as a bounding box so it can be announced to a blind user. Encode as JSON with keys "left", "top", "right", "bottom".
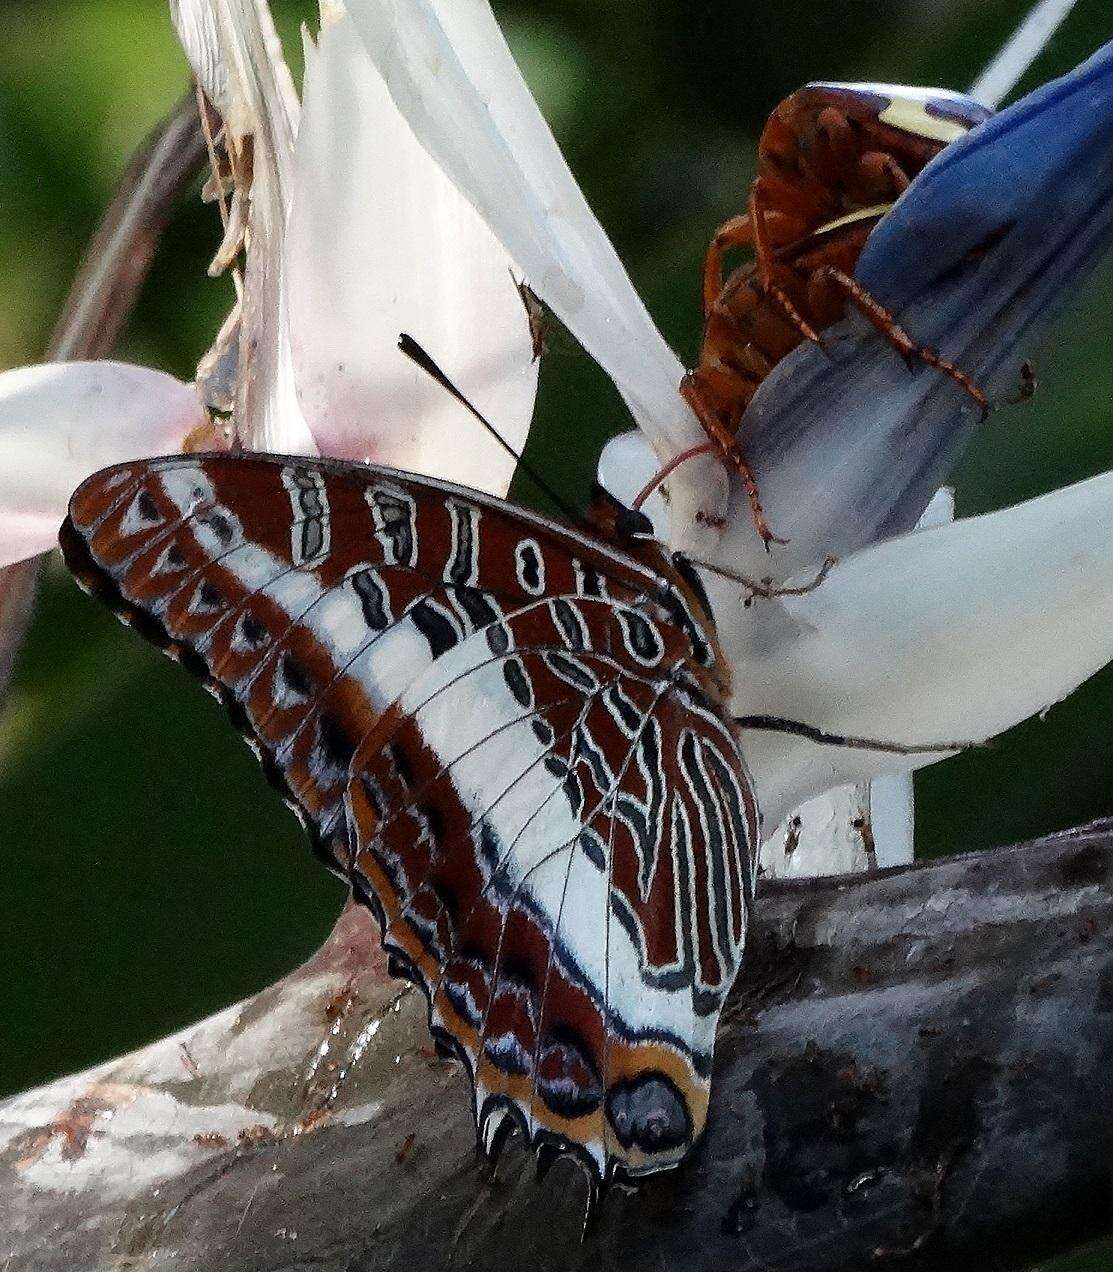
{"left": 3, "top": 822, "right": 1111, "bottom": 1270}
{"left": 0, "top": 89, "right": 209, "bottom": 707}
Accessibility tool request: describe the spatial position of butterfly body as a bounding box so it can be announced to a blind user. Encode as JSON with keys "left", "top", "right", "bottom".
{"left": 62, "top": 452, "right": 758, "bottom": 1180}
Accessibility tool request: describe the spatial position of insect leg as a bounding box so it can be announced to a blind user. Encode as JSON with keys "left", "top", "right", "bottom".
{"left": 679, "top": 372, "right": 787, "bottom": 550}
{"left": 704, "top": 212, "right": 756, "bottom": 314}
{"left": 748, "top": 186, "right": 827, "bottom": 350}
{"left": 816, "top": 266, "right": 990, "bottom": 419}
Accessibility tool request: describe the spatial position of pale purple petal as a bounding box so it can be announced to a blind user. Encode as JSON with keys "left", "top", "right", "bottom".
{"left": 287, "top": 8, "right": 538, "bottom": 494}
{"left": 0, "top": 363, "right": 206, "bottom": 567}
{"left": 343, "top": 0, "right": 725, "bottom": 530}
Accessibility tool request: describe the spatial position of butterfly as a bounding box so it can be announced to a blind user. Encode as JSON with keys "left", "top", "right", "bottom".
{"left": 60, "top": 452, "right": 759, "bottom": 1181}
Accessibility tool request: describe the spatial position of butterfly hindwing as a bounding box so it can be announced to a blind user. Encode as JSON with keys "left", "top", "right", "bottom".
{"left": 62, "top": 452, "right": 758, "bottom": 1179}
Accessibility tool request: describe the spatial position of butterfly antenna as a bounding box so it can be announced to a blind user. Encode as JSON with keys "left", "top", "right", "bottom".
{"left": 397, "top": 333, "right": 579, "bottom": 523}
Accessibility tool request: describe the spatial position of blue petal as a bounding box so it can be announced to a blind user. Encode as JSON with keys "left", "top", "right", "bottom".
{"left": 859, "top": 38, "right": 1113, "bottom": 301}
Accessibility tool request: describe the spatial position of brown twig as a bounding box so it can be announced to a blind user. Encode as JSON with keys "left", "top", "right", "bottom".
{"left": 0, "top": 88, "right": 209, "bottom": 708}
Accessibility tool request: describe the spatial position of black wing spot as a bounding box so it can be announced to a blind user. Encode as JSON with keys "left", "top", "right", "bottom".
{"left": 544, "top": 652, "right": 596, "bottom": 693}
{"left": 281, "top": 652, "right": 313, "bottom": 699}
{"left": 201, "top": 510, "right": 235, "bottom": 544}
{"left": 619, "top": 610, "right": 663, "bottom": 664}
{"left": 454, "top": 585, "right": 499, "bottom": 630}
{"left": 421, "top": 801, "right": 446, "bottom": 847}
{"left": 359, "top": 773, "right": 387, "bottom": 821}
{"left": 503, "top": 658, "right": 534, "bottom": 709}
{"left": 351, "top": 569, "right": 390, "bottom": 631}
{"left": 579, "top": 566, "right": 602, "bottom": 597}
{"left": 552, "top": 598, "right": 587, "bottom": 651}
{"left": 198, "top": 579, "right": 224, "bottom": 610}
{"left": 410, "top": 598, "right": 460, "bottom": 658}
{"left": 389, "top": 742, "right": 414, "bottom": 790}
{"left": 486, "top": 624, "right": 510, "bottom": 657}
{"left": 240, "top": 613, "right": 268, "bottom": 648}
{"left": 136, "top": 491, "right": 161, "bottom": 523}
{"left": 606, "top": 684, "right": 642, "bottom": 734}
{"left": 515, "top": 539, "right": 544, "bottom": 593}
{"left": 605, "top": 1073, "right": 691, "bottom": 1153}
{"left": 544, "top": 755, "right": 569, "bottom": 780}
{"left": 317, "top": 711, "right": 356, "bottom": 771}
{"left": 576, "top": 829, "right": 606, "bottom": 870}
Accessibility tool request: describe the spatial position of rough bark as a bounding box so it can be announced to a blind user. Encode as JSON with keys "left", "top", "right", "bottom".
{"left": 0, "top": 89, "right": 208, "bottom": 706}
{"left": 3, "top": 821, "right": 1111, "bottom": 1271}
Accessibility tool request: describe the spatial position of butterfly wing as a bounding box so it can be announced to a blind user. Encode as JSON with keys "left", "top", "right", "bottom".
{"left": 62, "top": 453, "right": 758, "bottom": 1179}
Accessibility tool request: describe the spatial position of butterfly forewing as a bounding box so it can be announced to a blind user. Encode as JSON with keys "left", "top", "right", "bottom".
{"left": 62, "top": 452, "right": 758, "bottom": 1179}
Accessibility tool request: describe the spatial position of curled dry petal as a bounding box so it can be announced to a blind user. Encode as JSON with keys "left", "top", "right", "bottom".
{"left": 0, "top": 363, "right": 206, "bottom": 567}
{"left": 169, "top": 0, "right": 228, "bottom": 110}
{"left": 174, "top": 0, "right": 314, "bottom": 455}
{"left": 286, "top": 6, "right": 538, "bottom": 495}
{"left": 731, "top": 471, "right": 1113, "bottom": 829}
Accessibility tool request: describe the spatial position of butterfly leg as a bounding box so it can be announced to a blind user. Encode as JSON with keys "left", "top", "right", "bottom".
{"left": 814, "top": 266, "right": 990, "bottom": 418}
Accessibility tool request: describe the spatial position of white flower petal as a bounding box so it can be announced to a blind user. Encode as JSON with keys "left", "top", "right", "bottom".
{"left": 170, "top": 0, "right": 228, "bottom": 109}
{"left": 758, "top": 490, "right": 951, "bottom": 872}
{"left": 343, "top": 0, "right": 710, "bottom": 467}
{"left": 0, "top": 363, "right": 206, "bottom": 567}
{"left": 286, "top": 7, "right": 538, "bottom": 494}
{"left": 729, "top": 471, "right": 1113, "bottom": 829}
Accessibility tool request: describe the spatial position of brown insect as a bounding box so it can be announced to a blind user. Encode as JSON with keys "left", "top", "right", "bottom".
{"left": 675, "top": 82, "right": 994, "bottom": 545}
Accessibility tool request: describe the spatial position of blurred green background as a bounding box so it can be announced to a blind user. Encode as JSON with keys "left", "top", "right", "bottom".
{"left": 1, "top": 3, "right": 1112, "bottom": 1264}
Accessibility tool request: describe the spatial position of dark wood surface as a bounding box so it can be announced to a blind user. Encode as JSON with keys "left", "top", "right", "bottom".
{"left": 3, "top": 821, "right": 1110, "bottom": 1271}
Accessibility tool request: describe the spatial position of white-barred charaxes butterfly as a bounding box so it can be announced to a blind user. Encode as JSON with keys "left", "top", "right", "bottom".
{"left": 59, "top": 76, "right": 983, "bottom": 1185}
{"left": 61, "top": 451, "right": 758, "bottom": 1181}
